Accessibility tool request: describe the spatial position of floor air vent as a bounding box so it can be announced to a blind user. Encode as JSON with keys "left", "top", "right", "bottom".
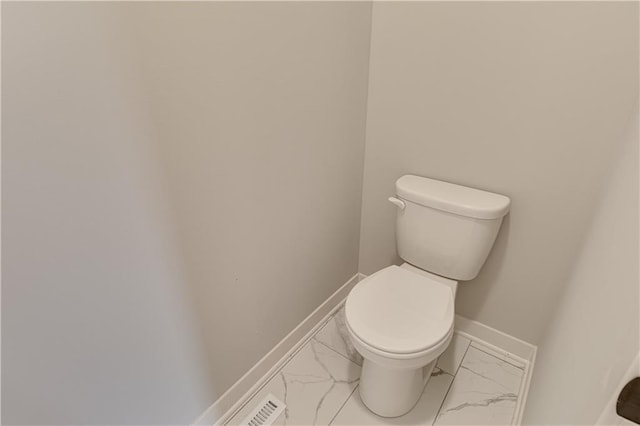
{"left": 240, "top": 394, "right": 286, "bottom": 426}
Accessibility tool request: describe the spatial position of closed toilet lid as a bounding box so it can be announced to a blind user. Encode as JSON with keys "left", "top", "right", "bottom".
{"left": 345, "top": 265, "right": 454, "bottom": 355}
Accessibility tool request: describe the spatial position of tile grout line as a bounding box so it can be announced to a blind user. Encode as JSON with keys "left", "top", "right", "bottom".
{"left": 453, "top": 340, "right": 472, "bottom": 381}
{"left": 328, "top": 384, "right": 360, "bottom": 425}
{"left": 457, "top": 329, "right": 531, "bottom": 423}
{"left": 311, "top": 322, "right": 365, "bottom": 424}
{"left": 432, "top": 341, "right": 472, "bottom": 424}
{"left": 469, "top": 342, "right": 527, "bottom": 370}
{"left": 455, "top": 330, "right": 530, "bottom": 369}
{"left": 312, "top": 338, "right": 362, "bottom": 368}
{"left": 224, "top": 308, "right": 532, "bottom": 426}
{"left": 222, "top": 341, "right": 305, "bottom": 426}
{"left": 223, "top": 312, "right": 341, "bottom": 425}
{"left": 432, "top": 376, "right": 455, "bottom": 424}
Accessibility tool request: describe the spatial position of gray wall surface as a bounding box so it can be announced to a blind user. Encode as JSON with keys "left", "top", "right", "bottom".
{"left": 2, "top": 1, "right": 638, "bottom": 424}
{"left": 2, "top": 2, "right": 371, "bottom": 424}
{"left": 359, "top": 1, "right": 638, "bottom": 344}
{"left": 524, "top": 101, "right": 638, "bottom": 425}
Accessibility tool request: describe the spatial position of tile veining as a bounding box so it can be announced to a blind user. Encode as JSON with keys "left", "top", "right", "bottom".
{"left": 435, "top": 345, "right": 524, "bottom": 426}
{"left": 226, "top": 336, "right": 360, "bottom": 426}
{"left": 226, "top": 307, "right": 529, "bottom": 426}
{"left": 331, "top": 366, "right": 454, "bottom": 426}
{"left": 436, "top": 334, "right": 471, "bottom": 376}
{"left": 314, "top": 309, "right": 363, "bottom": 366}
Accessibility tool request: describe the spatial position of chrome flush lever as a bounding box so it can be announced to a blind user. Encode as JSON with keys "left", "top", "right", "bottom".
{"left": 388, "top": 197, "right": 406, "bottom": 210}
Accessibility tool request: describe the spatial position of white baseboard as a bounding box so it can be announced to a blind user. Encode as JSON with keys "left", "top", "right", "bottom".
{"left": 192, "top": 272, "right": 364, "bottom": 426}
{"left": 454, "top": 315, "right": 537, "bottom": 426}
{"left": 454, "top": 315, "right": 537, "bottom": 364}
{"left": 596, "top": 352, "right": 640, "bottom": 426}
{"left": 516, "top": 344, "right": 537, "bottom": 426}
{"left": 194, "top": 273, "right": 538, "bottom": 426}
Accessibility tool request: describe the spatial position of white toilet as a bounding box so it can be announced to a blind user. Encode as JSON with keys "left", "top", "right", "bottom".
{"left": 345, "top": 175, "right": 510, "bottom": 417}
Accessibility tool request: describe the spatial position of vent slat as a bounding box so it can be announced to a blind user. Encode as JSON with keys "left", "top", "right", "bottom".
{"left": 239, "top": 394, "right": 286, "bottom": 426}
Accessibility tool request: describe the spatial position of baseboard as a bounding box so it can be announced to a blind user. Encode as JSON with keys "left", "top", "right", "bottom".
{"left": 454, "top": 314, "right": 537, "bottom": 426}
{"left": 454, "top": 315, "right": 537, "bottom": 363}
{"left": 596, "top": 352, "right": 640, "bottom": 425}
{"left": 194, "top": 274, "right": 538, "bottom": 426}
{"left": 516, "top": 344, "right": 537, "bottom": 425}
{"left": 192, "top": 272, "right": 364, "bottom": 426}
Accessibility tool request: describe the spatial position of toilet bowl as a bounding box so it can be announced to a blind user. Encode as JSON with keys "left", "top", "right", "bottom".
{"left": 344, "top": 175, "right": 510, "bottom": 417}
{"left": 345, "top": 264, "right": 457, "bottom": 417}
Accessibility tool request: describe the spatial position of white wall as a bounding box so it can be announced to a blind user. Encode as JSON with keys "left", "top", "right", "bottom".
{"left": 2, "top": 2, "right": 371, "bottom": 424}
{"left": 359, "top": 1, "right": 638, "bottom": 344}
{"left": 4, "top": 2, "right": 638, "bottom": 424}
{"left": 523, "top": 101, "right": 639, "bottom": 425}
{"left": 2, "top": 3, "right": 213, "bottom": 423}
{"left": 124, "top": 1, "right": 372, "bottom": 406}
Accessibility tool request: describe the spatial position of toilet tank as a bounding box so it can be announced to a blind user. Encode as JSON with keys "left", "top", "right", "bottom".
{"left": 392, "top": 175, "right": 510, "bottom": 281}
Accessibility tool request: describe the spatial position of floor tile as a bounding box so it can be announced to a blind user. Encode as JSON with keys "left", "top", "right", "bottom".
{"left": 314, "top": 307, "right": 363, "bottom": 366}
{"left": 469, "top": 341, "right": 526, "bottom": 370}
{"left": 436, "top": 333, "right": 471, "bottom": 375}
{"left": 226, "top": 339, "right": 361, "bottom": 426}
{"left": 331, "top": 368, "right": 454, "bottom": 426}
{"left": 435, "top": 346, "right": 524, "bottom": 425}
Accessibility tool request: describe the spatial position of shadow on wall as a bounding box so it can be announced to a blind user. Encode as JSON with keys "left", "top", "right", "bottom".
{"left": 459, "top": 214, "right": 511, "bottom": 318}
{"left": 523, "top": 100, "right": 639, "bottom": 425}
{"left": 388, "top": 203, "right": 512, "bottom": 320}
{"left": 2, "top": 1, "right": 372, "bottom": 424}
{"left": 358, "top": 1, "right": 638, "bottom": 345}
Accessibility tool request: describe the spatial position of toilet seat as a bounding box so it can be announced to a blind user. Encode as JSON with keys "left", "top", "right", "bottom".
{"left": 345, "top": 265, "right": 454, "bottom": 355}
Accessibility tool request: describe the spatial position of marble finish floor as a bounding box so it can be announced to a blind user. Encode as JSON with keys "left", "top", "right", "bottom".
{"left": 226, "top": 306, "right": 529, "bottom": 426}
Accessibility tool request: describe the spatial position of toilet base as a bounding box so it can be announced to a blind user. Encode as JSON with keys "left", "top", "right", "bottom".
{"left": 359, "top": 359, "right": 436, "bottom": 418}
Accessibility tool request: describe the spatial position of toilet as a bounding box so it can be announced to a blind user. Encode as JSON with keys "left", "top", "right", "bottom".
{"left": 345, "top": 175, "right": 510, "bottom": 417}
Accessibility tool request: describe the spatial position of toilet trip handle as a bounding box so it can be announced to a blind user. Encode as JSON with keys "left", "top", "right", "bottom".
{"left": 388, "top": 197, "right": 406, "bottom": 210}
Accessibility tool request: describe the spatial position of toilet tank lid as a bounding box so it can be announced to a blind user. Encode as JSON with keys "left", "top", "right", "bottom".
{"left": 396, "top": 175, "right": 511, "bottom": 219}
